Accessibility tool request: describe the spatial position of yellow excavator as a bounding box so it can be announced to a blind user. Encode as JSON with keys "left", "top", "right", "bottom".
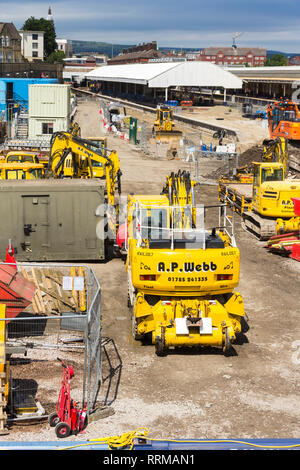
{"left": 219, "top": 161, "right": 300, "bottom": 239}
{"left": 48, "top": 130, "right": 121, "bottom": 207}
{"left": 218, "top": 137, "right": 300, "bottom": 239}
{"left": 122, "top": 170, "right": 246, "bottom": 356}
{"left": 222, "top": 137, "right": 288, "bottom": 185}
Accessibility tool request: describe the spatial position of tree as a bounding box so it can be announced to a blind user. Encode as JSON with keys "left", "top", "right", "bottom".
{"left": 46, "top": 50, "right": 66, "bottom": 64}
{"left": 265, "top": 54, "right": 288, "bottom": 66}
{"left": 22, "top": 17, "right": 56, "bottom": 59}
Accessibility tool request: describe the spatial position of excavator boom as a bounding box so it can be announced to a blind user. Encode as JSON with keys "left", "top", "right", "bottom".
{"left": 48, "top": 131, "right": 121, "bottom": 206}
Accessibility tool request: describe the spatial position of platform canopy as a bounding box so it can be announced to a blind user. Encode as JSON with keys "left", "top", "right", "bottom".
{"left": 85, "top": 61, "right": 243, "bottom": 89}
{"left": 225, "top": 65, "right": 300, "bottom": 83}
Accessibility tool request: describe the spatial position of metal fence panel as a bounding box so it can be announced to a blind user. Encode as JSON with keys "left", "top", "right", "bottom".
{"left": 0, "top": 262, "right": 102, "bottom": 423}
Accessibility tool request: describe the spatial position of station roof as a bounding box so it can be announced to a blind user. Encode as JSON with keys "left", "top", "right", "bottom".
{"left": 85, "top": 62, "right": 243, "bottom": 89}
{"left": 226, "top": 65, "right": 300, "bottom": 83}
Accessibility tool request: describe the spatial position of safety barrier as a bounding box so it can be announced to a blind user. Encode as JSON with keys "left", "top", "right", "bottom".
{"left": 0, "top": 262, "right": 103, "bottom": 426}
{"left": 99, "top": 101, "right": 130, "bottom": 142}
{"left": 180, "top": 101, "right": 193, "bottom": 107}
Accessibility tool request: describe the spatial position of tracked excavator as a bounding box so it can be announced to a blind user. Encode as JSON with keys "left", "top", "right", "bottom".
{"left": 222, "top": 137, "right": 288, "bottom": 184}
{"left": 218, "top": 137, "right": 300, "bottom": 239}
{"left": 122, "top": 170, "right": 246, "bottom": 356}
{"left": 240, "top": 162, "right": 300, "bottom": 238}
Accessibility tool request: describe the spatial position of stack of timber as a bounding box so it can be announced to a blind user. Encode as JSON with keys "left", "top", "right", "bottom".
{"left": 20, "top": 267, "right": 86, "bottom": 315}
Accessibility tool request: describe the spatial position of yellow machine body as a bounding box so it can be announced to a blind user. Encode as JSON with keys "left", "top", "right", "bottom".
{"left": 0, "top": 162, "right": 45, "bottom": 180}
{"left": 3, "top": 151, "right": 40, "bottom": 164}
{"left": 251, "top": 162, "right": 300, "bottom": 218}
{"left": 2, "top": 150, "right": 48, "bottom": 167}
{"left": 219, "top": 159, "right": 300, "bottom": 239}
{"left": 153, "top": 106, "right": 182, "bottom": 136}
{"left": 126, "top": 173, "right": 245, "bottom": 356}
{"left": 276, "top": 216, "right": 300, "bottom": 234}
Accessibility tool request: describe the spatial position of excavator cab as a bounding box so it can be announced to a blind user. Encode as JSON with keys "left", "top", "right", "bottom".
{"left": 252, "top": 162, "right": 284, "bottom": 208}
{"left": 5, "top": 152, "right": 40, "bottom": 164}
{"left": 267, "top": 100, "right": 300, "bottom": 140}
{"left": 85, "top": 137, "right": 107, "bottom": 177}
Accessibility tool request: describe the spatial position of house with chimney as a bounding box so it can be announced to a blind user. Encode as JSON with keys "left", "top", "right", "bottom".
{"left": 108, "top": 41, "right": 165, "bottom": 65}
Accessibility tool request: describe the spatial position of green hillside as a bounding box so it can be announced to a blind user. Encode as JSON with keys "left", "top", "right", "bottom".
{"left": 71, "top": 40, "right": 131, "bottom": 57}
{"left": 71, "top": 40, "right": 201, "bottom": 57}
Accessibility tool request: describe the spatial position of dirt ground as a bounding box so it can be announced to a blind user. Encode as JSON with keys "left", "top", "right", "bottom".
{"left": 109, "top": 99, "right": 270, "bottom": 153}
{"left": 2, "top": 98, "right": 300, "bottom": 442}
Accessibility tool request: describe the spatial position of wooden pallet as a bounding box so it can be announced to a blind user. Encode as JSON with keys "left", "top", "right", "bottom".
{"left": 20, "top": 267, "right": 85, "bottom": 315}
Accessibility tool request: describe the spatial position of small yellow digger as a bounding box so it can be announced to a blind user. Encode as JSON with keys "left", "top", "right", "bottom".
{"left": 153, "top": 105, "right": 183, "bottom": 140}
{"left": 122, "top": 170, "right": 246, "bottom": 356}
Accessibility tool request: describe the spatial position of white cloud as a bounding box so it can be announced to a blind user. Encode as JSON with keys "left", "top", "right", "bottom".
{"left": 1, "top": 1, "right": 300, "bottom": 51}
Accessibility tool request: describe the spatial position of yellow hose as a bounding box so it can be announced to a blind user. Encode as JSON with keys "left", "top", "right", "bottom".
{"left": 57, "top": 427, "right": 300, "bottom": 450}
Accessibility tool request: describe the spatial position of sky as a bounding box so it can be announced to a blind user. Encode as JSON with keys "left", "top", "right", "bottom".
{"left": 1, "top": 0, "right": 300, "bottom": 52}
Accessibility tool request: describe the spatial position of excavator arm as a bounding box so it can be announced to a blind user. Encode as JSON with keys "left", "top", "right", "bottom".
{"left": 262, "top": 137, "right": 288, "bottom": 176}
{"left": 48, "top": 131, "right": 122, "bottom": 206}
{"left": 161, "top": 170, "right": 196, "bottom": 228}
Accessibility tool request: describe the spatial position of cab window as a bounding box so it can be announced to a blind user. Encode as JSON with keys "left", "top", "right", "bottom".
{"left": 253, "top": 165, "right": 260, "bottom": 187}
{"left": 91, "top": 159, "right": 103, "bottom": 168}
{"left": 140, "top": 208, "right": 168, "bottom": 240}
{"left": 261, "top": 168, "right": 283, "bottom": 183}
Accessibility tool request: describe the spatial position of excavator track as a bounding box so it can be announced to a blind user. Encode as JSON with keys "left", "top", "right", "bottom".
{"left": 242, "top": 211, "right": 277, "bottom": 240}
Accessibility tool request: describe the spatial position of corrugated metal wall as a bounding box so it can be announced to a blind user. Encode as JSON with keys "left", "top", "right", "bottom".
{"left": 29, "top": 84, "right": 71, "bottom": 118}
{"left": 28, "top": 84, "right": 71, "bottom": 140}
{"left": 28, "top": 117, "right": 70, "bottom": 140}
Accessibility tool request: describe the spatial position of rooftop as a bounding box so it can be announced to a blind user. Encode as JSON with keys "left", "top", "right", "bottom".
{"left": 86, "top": 61, "right": 243, "bottom": 89}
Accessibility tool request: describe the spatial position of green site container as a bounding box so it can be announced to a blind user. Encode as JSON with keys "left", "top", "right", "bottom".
{"left": 0, "top": 179, "right": 106, "bottom": 262}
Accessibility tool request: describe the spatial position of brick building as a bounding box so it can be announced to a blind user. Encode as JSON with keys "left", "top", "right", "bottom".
{"left": 199, "top": 47, "right": 267, "bottom": 66}
{"left": 0, "top": 23, "right": 25, "bottom": 63}
{"left": 108, "top": 41, "right": 165, "bottom": 65}
{"left": 288, "top": 56, "right": 300, "bottom": 66}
